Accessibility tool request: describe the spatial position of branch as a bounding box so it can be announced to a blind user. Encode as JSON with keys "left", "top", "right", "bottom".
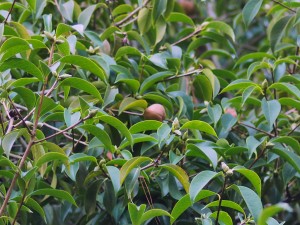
{"left": 238, "top": 122, "right": 275, "bottom": 137}
{"left": 287, "top": 122, "right": 300, "bottom": 136}
{"left": 4, "top": 0, "right": 16, "bottom": 24}
{"left": 34, "top": 114, "right": 93, "bottom": 144}
{"left": 161, "top": 68, "right": 203, "bottom": 82}
{"left": 271, "top": 0, "right": 296, "bottom": 13}
{"left": 215, "top": 176, "right": 227, "bottom": 225}
{"left": 114, "top": 0, "right": 150, "bottom": 27}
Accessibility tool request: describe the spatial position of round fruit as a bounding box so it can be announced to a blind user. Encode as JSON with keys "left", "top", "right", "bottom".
{"left": 143, "top": 104, "right": 166, "bottom": 121}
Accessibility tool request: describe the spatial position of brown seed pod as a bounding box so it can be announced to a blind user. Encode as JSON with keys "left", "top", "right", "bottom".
{"left": 178, "top": 0, "right": 195, "bottom": 15}
{"left": 143, "top": 104, "right": 166, "bottom": 122}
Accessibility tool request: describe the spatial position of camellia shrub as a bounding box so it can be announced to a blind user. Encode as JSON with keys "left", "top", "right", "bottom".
{"left": 1, "top": 0, "right": 300, "bottom": 224}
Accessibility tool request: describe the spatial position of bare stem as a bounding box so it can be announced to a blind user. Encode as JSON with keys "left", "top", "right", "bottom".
{"left": 4, "top": 0, "right": 16, "bottom": 23}
{"left": 238, "top": 122, "right": 275, "bottom": 137}
{"left": 115, "top": 0, "right": 150, "bottom": 27}
{"left": 215, "top": 176, "right": 227, "bottom": 225}
{"left": 34, "top": 114, "right": 93, "bottom": 144}
{"left": 271, "top": 0, "right": 296, "bottom": 13}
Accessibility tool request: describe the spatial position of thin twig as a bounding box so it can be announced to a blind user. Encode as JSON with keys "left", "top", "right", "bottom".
{"left": 161, "top": 69, "right": 203, "bottom": 82}
{"left": 292, "top": 46, "right": 300, "bottom": 74}
{"left": 215, "top": 176, "right": 227, "bottom": 225}
{"left": 287, "top": 122, "right": 300, "bottom": 136}
{"left": 238, "top": 122, "right": 275, "bottom": 137}
{"left": 4, "top": 0, "right": 16, "bottom": 23}
{"left": 271, "top": 0, "right": 296, "bottom": 13}
{"left": 248, "top": 148, "right": 267, "bottom": 169}
{"left": 115, "top": 0, "right": 150, "bottom": 27}
{"left": 34, "top": 114, "right": 93, "bottom": 144}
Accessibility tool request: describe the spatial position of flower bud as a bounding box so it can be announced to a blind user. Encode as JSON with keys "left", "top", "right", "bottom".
{"left": 221, "top": 162, "right": 229, "bottom": 172}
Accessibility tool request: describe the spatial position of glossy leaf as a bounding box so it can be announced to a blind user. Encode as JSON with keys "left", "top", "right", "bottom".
{"left": 181, "top": 120, "right": 218, "bottom": 137}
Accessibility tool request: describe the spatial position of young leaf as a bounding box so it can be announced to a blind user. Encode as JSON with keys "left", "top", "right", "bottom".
{"left": 257, "top": 203, "right": 292, "bottom": 225}
{"left": 181, "top": 120, "right": 218, "bottom": 137}
{"left": 242, "top": 0, "right": 263, "bottom": 27}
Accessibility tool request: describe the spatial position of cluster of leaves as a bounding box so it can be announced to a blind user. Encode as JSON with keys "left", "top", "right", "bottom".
{"left": 1, "top": 0, "right": 300, "bottom": 224}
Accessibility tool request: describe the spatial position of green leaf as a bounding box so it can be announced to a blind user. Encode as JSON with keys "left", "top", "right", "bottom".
{"left": 0, "top": 58, "right": 43, "bottom": 81}
{"left": 235, "top": 52, "right": 274, "bottom": 66}
{"left": 167, "top": 12, "right": 194, "bottom": 26}
{"left": 120, "top": 157, "right": 152, "bottom": 185}
{"left": 170, "top": 191, "right": 216, "bottom": 224}
{"left": 118, "top": 97, "right": 148, "bottom": 115}
{"left": 152, "top": 0, "right": 167, "bottom": 24}
{"left": 221, "top": 79, "right": 259, "bottom": 93}
{"left": 206, "top": 200, "right": 245, "bottom": 216}
{"left": 24, "top": 198, "right": 46, "bottom": 221}
{"left": 262, "top": 98, "right": 281, "bottom": 129}
{"left": 181, "top": 120, "right": 218, "bottom": 137}
{"left": 209, "top": 211, "right": 233, "bottom": 225}
{"left": 271, "top": 136, "right": 300, "bottom": 155}
{"left": 69, "top": 153, "right": 97, "bottom": 164}
{"left": 56, "top": 23, "right": 84, "bottom": 37}
{"left": 233, "top": 166, "right": 261, "bottom": 197}
{"left": 242, "top": 0, "right": 263, "bottom": 27}
{"left": 129, "top": 120, "right": 163, "bottom": 134}
{"left": 230, "top": 185, "right": 263, "bottom": 222}
{"left": 257, "top": 203, "right": 292, "bottom": 225}
{"left": 205, "top": 21, "right": 235, "bottom": 42}
{"left": 193, "top": 75, "right": 213, "bottom": 101}
{"left": 189, "top": 171, "right": 222, "bottom": 202}
{"left": 128, "top": 203, "right": 146, "bottom": 225}
{"left": 112, "top": 4, "right": 133, "bottom": 17}
{"left": 78, "top": 3, "right": 106, "bottom": 29}
{"left": 138, "top": 8, "right": 152, "bottom": 34}
{"left": 29, "top": 188, "right": 77, "bottom": 206}
{"left": 8, "top": 78, "right": 40, "bottom": 88}
{"left": 35, "top": 152, "right": 68, "bottom": 168}
{"left": 59, "top": 77, "right": 103, "bottom": 102}
{"left": 139, "top": 71, "right": 174, "bottom": 94}
{"left": 99, "top": 115, "right": 133, "bottom": 147}
{"left": 159, "top": 164, "right": 190, "bottom": 193}
{"left": 106, "top": 166, "right": 121, "bottom": 194}
{"left": 140, "top": 209, "right": 171, "bottom": 224}
{"left": 115, "top": 46, "right": 142, "bottom": 59}
{"left": 186, "top": 143, "right": 218, "bottom": 169}
{"left": 0, "top": 37, "right": 30, "bottom": 61}
{"left": 12, "top": 87, "right": 36, "bottom": 111}
{"left": 269, "top": 82, "right": 300, "bottom": 100}
{"left": 60, "top": 55, "right": 106, "bottom": 82}
{"left": 270, "top": 148, "right": 300, "bottom": 174}
{"left": 269, "top": 16, "right": 292, "bottom": 53}
{"left": 119, "top": 134, "right": 157, "bottom": 150}
{"left": 80, "top": 125, "right": 114, "bottom": 152}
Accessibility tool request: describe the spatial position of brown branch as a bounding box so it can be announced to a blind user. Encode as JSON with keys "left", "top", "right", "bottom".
{"left": 215, "top": 176, "right": 227, "bottom": 225}
{"left": 34, "top": 114, "right": 93, "bottom": 144}
{"left": 248, "top": 147, "right": 267, "bottom": 169}
{"left": 161, "top": 69, "right": 203, "bottom": 82}
{"left": 271, "top": 0, "right": 296, "bottom": 13}
{"left": 287, "top": 122, "right": 300, "bottom": 136}
{"left": 114, "top": 0, "right": 150, "bottom": 27}
{"left": 238, "top": 122, "right": 275, "bottom": 137}
{"left": 4, "top": 0, "right": 16, "bottom": 24}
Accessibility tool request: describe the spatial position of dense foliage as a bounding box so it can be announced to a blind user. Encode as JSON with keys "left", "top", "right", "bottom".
{"left": 1, "top": 0, "right": 300, "bottom": 224}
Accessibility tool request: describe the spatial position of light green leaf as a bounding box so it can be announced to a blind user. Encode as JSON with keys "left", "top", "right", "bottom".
{"left": 258, "top": 203, "right": 292, "bottom": 225}
{"left": 141, "top": 209, "right": 171, "bottom": 224}
{"left": 152, "top": 0, "right": 167, "bottom": 24}
{"left": 35, "top": 152, "right": 68, "bottom": 168}
{"left": 139, "top": 71, "right": 174, "bottom": 94}
{"left": 269, "top": 82, "right": 300, "bottom": 100}
{"left": 262, "top": 98, "right": 281, "bottom": 129}
{"left": 159, "top": 164, "right": 190, "bottom": 193}
{"left": 138, "top": 8, "right": 152, "bottom": 34}
{"left": 181, "top": 120, "right": 218, "bottom": 137}
{"left": 120, "top": 157, "right": 152, "bottom": 185}
{"left": 119, "top": 134, "right": 157, "bottom": 150}
{"left": 115, "top": 46, "right": 142, "bottom": 59}
{"left": 271, "top": 148, "right": 300, "bottom": 174}
{"left": 60, "top": 55, "right": 106, "bottom": 82}
{"left": 189, "top": 171, "right": 222, "bottom": 202}
{"left": 242, "top": 0, "right": 263, "bottom": 27}
{"left": 118, "top": 97, "right": 148, "bottom": 115}
{"left": 167, "top": 12, "right": 194, "bottom": 26}
{"left": 206, "top": 200, "right": 245, "bottom": 216}
{"left": 205, "top": 21, "right": 235, "bottom": 42}
{"left": 80, "top": 125, "right": 114, "bottom": 152}
{"left": 0, "top": 58, "right": 43, "bottom": 81}
{"left": 112, "top": 4, "right": 133, "bottom": 17}
{"left": 78, "top": 3, "right": 107, "bottom": 29}
{"left": 29, "top": 188, "right": 77, "bottom": 206}
{"left": 271, "top": 136, "right": 300, "bottom": 155}
{"left": 221, "top": 79, "right": 259, "bottom": 93}
{"left": 24, "top": 198, "right": 46, "bottom": 221}
{"left": 230, "top": 185, "right": 263, "bottom": 222}
{"left": 128, "top": 203, "right": 146, "bottom": 225}
{"left": 59, "top": 77, "right": 103, "bottom": 102}
{"left": 99, "top": 115, "right": 133, "bottom": 147}
{"left": 106, "top": 166, "right": 121, "bottom": 194}
{"left": 129, "top": 120, "right": 163, "bottom": 134}
{"left": 209, "top": 211, "right": 233, "bottom": 225}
